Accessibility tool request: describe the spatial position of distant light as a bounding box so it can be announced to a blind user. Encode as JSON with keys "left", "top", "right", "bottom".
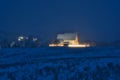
{"left": 49, "top": 44, "right": 64, "bottom": 47}
{"left": 19, "top": 36, "right": 24, "bottom": 39}
{"left": 33, "top": 38, "right": 37, "bottom": 41}
{"left": 49, "top": 44, "right": 90, "bottom": 48}
{"left": 68, "top": 44, "right": 90, "bottom": 48}
{"left": 18, "top": 36, "right": 24, "bottom": 41}
{"left": 18, "top": 38, "right": 21, "bottom": 41}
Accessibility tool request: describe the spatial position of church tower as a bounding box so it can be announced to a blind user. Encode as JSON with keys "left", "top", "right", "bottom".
{"left": 74, "top": 32, "right": 79, "bottom": 45}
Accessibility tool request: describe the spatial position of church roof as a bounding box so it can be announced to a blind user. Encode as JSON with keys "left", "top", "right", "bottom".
{"left": 57, "top": 33, "right": 77, "bottom": 40}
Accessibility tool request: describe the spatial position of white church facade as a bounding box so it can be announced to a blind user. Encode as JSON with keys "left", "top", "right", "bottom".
{"left": 49, "top": 33, "right": 90, "bottom": 48}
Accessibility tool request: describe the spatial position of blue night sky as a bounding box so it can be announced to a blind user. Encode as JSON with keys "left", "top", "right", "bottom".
{"left": 0, "top": 0, "right": 120, "bottom": 42}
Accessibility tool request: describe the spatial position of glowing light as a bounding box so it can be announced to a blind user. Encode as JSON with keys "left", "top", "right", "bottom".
{"left": 49, "top": 44, "right": 64, "bottom": 47}
{"left": 68, "top": 44, "right": 90, "bottom": 48}
{"left": 18, "top": 36, "right": 24, "bottom": 41}
{"left": 49, "top": 44, "right": 90, "bottom": 48}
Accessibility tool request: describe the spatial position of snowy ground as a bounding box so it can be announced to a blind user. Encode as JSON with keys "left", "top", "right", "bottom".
{"left": 0, "top": 46, "right": 120, "bottom": 80}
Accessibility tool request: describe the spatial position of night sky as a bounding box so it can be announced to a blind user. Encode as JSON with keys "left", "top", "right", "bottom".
{"left": 0, "top": 0, "right": 120, "bottom": 42}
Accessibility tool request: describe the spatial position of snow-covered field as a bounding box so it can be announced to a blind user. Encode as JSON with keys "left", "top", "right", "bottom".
{"left": 0, "top": 46, "right": 120, "bottom": 80}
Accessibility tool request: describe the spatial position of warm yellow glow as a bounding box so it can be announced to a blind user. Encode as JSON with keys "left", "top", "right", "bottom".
{"left": 49, "top": 43, "right": 90, "bottom": 48}
{"left": 68, "top": 44, "right": 90, "bottom": 48}
{"left": 49, "top": 44, "right": 64, "bottom": 47}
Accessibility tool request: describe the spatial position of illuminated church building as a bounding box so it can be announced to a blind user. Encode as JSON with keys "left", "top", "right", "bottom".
{"left": 49, "top": 33, "right": 90, "bottom": 47}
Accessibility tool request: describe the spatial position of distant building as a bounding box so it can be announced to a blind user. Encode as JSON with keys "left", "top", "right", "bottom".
{"left": 9, "top": 36, "right": 40, "bottom": 48}
{"left": 57, "top": 33, "right": 79, "bottom": 45}
{"left": 49, "top": 33, "right": 90, "bottom": 47}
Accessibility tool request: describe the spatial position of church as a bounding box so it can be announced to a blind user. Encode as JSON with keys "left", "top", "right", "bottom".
{"left": 49, "top": 33, "right": 90, "bottom": 47}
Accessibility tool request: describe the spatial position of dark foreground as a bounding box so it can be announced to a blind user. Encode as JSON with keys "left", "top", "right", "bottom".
{"left": 0, "top": 47, "right": 120, "bottom": 80}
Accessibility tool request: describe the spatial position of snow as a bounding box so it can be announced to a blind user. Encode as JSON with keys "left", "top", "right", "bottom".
{"left": 0, "top": 46, "right": 120, "bottom": 80}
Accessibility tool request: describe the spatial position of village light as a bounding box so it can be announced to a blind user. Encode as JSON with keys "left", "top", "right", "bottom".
{"left": 18, "top": 36, "right": 24, "bottom": 41}
{"left": 49, "top": 44, "right": 64, "bottom": 47}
